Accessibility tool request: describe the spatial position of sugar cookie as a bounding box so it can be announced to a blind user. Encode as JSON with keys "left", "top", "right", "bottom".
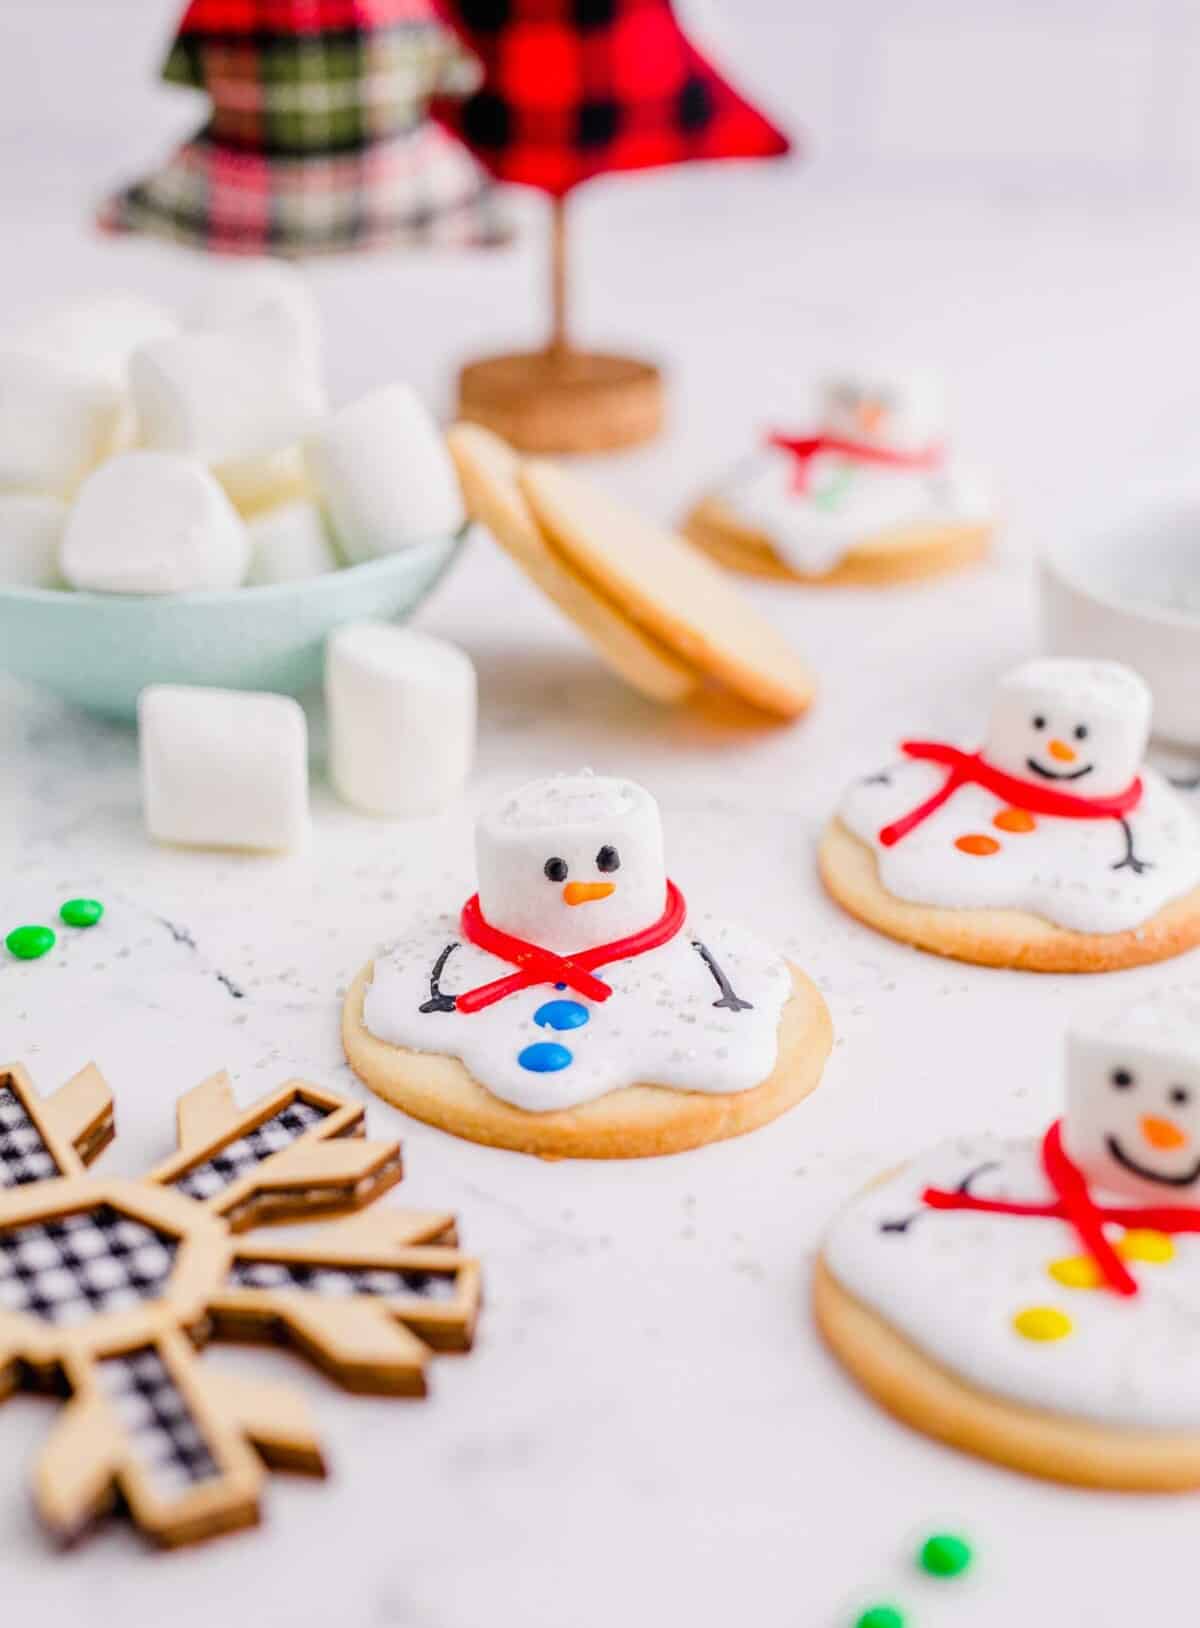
{"left": 816, "top": 996, "right": 1200, "bottom": 1490}
{"left": 344, "top": 771, "right": 832, "bottom": 1157}
{"left": 683, "top": 368, "right": 992, "bottom": 585}
{"left": 821, "top": 658, "right": 1200, "bottom": 971}
{"left": 447, "top": 422, "right": 696, "bottom": 705}
{"left": 520, "top": 462, "right": 816, "bottom": 718}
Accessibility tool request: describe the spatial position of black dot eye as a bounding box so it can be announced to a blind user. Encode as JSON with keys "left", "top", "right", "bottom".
{"left": 1111, "top": 1068, "right": 1135, "bottom": 1089}
{"left": 596, "top": 845, "right": 620, "bottom": 874}
{"left": 1171, "top": 1086, "right": 1192, "bottom": 1106}
{"left": 544, "top": 857, "right": 568, "bottom": 883}
{"left": 1075, "top": 724, "right": 1089, "bottom": 740}
{"left": 1032, "top": 715, "right": 1046, "bottom": 730}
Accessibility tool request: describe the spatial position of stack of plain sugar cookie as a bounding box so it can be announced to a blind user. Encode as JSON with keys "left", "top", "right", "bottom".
{"left": 0, "top": 262, "right": 465, "bottom": 592}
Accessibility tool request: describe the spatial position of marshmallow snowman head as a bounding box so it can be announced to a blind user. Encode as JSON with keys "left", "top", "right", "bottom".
{"left": 476, "top": 772, "right": 667, "bottom": 954}
{"left": 984, "top": 659, "right": 1150, "bottom": 798}
{"left": 1064, "top": 998, "right": 1200, "bottom": 1202}
{"left": 819, "top": 368, "right": 944, "bottom": 453}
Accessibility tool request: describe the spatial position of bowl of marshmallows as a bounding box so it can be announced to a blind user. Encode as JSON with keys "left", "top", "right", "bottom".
{"left": 0, "top": 264, "right": 466, "bottom": 719}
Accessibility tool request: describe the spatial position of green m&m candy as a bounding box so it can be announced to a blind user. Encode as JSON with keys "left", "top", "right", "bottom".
{"left": 60, "top": 898, "right": 104, "bottom": 928}
{"left": 6, "top": 925, "right": 56, "bottom": 961}
{"left": 854, "top": 1608, "right": 906, "bottom": 1628}
{"left": 919, "top": 1531, "right": 973, "bottom": 1578}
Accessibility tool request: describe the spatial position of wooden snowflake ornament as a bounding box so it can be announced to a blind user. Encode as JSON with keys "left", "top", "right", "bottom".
{"left": 0, "top": 1064, "right": 480, "bottom": 1547}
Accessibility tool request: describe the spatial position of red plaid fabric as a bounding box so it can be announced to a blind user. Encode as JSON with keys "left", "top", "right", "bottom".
{"left": 98, "top": 0, "right": 507, "bottom": 254}
{"left": 431, "top": 0, "right": 791, "bottom": 197}
{"left": 98, "top": 121, "right": 506, "bottom": 255}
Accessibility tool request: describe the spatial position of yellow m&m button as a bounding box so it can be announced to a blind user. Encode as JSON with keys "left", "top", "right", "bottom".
{"left": 1118, "top": 1230, "right": 1174, "bottom": 1264}
{"left": 1047, "top": 1256, "right": 1102, "bottom": 1290}
{"left": 1013, "top": 1306, "right": 1073, "bottom": 1342}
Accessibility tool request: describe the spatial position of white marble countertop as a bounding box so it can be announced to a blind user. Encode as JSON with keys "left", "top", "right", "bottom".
{"left": 3, "top": 183, "right": 1200, "bottom": 1626}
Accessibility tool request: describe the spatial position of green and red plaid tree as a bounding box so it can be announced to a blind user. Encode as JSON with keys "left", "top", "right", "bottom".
{"left": 99, "top": 0, "right": 506, "bottom": 256}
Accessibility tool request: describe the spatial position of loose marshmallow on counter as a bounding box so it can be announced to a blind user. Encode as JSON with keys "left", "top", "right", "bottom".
{"left": 191, "top": 261, "right": 320, "bottom": 360}
{"left": 131, "top": 304, "right": 325, "bottom": 470}
{"left": 305, "top": 383, "right": 464, "bottom": 564}
{"left": 0, "top": 350, "right": 124, "bottom": 494}
{"left": 247, "top": 500, "right": 339, "bottom": 586}
{"left": 0, "top": 495, "right": 67, "bottom": 588}
{"left": 61, "top": 451, "right": 250, "bottom": 594}
{"left": 11, "top": 293, "right": 177, "bottom": 390}
{"left": 140, "top": 685, "right": 309, "bottom": 852}
{"left": 325, "top": 622, "right": 476, "bottom": 817}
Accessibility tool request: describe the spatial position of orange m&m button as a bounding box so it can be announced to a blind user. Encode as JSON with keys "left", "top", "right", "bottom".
{"left": 994, "top": 808, "right": 1036, "bottom": 833}
{"left": 955, "top": 834, "right": 1000, "bottom": 856}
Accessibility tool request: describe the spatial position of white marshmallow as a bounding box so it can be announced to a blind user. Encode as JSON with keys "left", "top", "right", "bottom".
{"left": 986, "top": 658, "right": 1150, "bottom": 798}
{"left": 1065, "top": 996, "right": 1200, "bottom": 1201}
{"left": 305, "top": 383, "right": 464, "bottom": 563}
{"left": 247, "top": 500, "right": 339, "bottom": 586}
{"left": 61, "top": 451, "right": 250, "bottom": 595}
{"left": 217, "top": 445, "right": 312, "bottom": 517}
{"left": 131, "top": 305, "right": 325, "bottom": 470}
{"left": 191, "top": 261, "right": 320, "bottom": 361}
{"left": 475, "top": 772, "right": 666, "bottom": 954}
{"left": 325, "top": 622, "right": 475, "bottom": 817}
{"left": 0, "top": 349, "right": 124, "bottom": 495}
{"left": 140, "top": 685, "right": 309, "bottom": 852}
{"left": 10, "top": 294, "right": 177, "bottom": 390}
{"left": 819, "top": 366, "right": 945, "bottom": 453}
{"left": 0, "top": 495, "right": 67, "bottom": 588}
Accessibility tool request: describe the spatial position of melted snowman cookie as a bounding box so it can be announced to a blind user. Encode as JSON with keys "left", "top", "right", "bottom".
{"left": 816, "top": 996, "right": 1200, "bottom": 1487}
{"left": 821, "top": 658, "right": 1200, "bottom": 970}
{"left": 683, "top": 368, "right": 992, "bottom": 585}
{"left": 344, "top": 772, "right": 832, "bottom": 1158}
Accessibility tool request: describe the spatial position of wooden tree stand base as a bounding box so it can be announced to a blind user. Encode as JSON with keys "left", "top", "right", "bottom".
{"left": 457, "top": 349, "right": 664, "bottom": 454}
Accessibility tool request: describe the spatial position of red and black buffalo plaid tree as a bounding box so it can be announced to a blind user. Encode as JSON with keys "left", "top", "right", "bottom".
{"left": 436, "top": 0, "right": 791, "bottom": 451}
{"left": 98, "top": 0, "right": 506, "bottom": 256}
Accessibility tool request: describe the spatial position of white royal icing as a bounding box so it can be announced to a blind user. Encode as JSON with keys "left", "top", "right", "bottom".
{"left": 362, "top": 910, "right": 792, "bottom": 1112}
{"left": 838, "top": 759, "right": 1200, "bottom": 934}
{"left": 823, "top": 1136, "right": 1200, "bottom": 1432}
{"left": 717, "top": 445, "right": 991, "bottom": 577}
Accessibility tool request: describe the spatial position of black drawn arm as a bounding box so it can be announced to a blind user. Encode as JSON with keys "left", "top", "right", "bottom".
{"left": 419, "top": 943, "right": 460, "bottom": 1014}
{"left": 692, "top": 941, "right": 754, "bottom": 1013}
{"left": 1112, "top": 817, "right": 1152, "bottom": 876}
{"left": 880, "top": 1161, "right": 999, "bottom": 1235}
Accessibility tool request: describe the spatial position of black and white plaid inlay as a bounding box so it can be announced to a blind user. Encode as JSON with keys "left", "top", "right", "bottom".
{"left": 97, "top": 1347, "right": 220, "bottom": 1496}
{"left": 0, "top": 1082, "right": 58, "bottom": 1188}
{"left": 230, "top": 1258, "right": 460, "bottom": 1301}
{"left": 173, "top": 1099, "right": 330, "bottom": 1202}
{"left": 0, "top": 1206, "right": 177, "bottom": 1326}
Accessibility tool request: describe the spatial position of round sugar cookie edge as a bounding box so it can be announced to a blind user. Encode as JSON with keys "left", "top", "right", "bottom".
{"left": 682, "top": 493, "right": 992, "bottom": 587}
{"left": 342, "top": 960, "right": 832, "bottom": 1159}
{"left": 817, "top": 817, "right": 1200, "bottom": 973}
{"left": 812, "top": 1255, "right": 1200, "bottom": 1491}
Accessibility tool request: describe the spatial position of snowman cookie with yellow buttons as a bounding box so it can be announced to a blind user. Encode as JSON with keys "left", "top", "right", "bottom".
{"left": 343, "top": 772, "right": 832, "bottom": 1158}
{"left": 683, "top": 368, "right": 993, "bottom": 586}
{"left": 820, "top": 658, "right": 1200, "bottom": 971}
{"left": 815, "top": 997, "right": 1200, "bottom": 1490}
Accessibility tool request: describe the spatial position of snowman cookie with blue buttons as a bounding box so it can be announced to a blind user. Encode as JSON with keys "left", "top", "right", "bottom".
{"left": 816, "top": 997, "right": 1200, "bottom": 1489}
{"left": 683, "top": 368, "right": 993, "bottom": 586}
{"left": 820, "top": 658, "right": 1200, "bottom": 971}
{"left": 343, "top": 772, "right": 832, "bottom": 1158}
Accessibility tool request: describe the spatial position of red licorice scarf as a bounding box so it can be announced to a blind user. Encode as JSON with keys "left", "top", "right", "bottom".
{"left": 454, "top": 881, "right": 687, "bottom": 1014}
{"left": 767, "top": 430, "right": 943, "bottom": 494}
{"left": 878, "top": 741, "right": 1142, "bottom": 848}
{"left": 922, "top": 1120, "right": 1200, "bottom": 1296}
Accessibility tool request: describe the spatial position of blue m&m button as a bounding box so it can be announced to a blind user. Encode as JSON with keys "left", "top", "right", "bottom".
{"left": 534, "top": 999, "right": 590, "bottom": 1032}
{"left": 518, "top": 1042, "right": 573, "bottom": 1073}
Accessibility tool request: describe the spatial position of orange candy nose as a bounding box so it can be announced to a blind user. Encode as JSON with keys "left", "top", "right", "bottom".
{"left": 563, "top": 881, "right": 616, "bottom": 906}
{"left": 1141, "top": 1115, "right": 1189, "bottom": 1151}
{"left": 857, "top": 400, "right": 886, "bottom": 434}
{"left": 1048, "top": 739, "right": 1077, "bottom": 763}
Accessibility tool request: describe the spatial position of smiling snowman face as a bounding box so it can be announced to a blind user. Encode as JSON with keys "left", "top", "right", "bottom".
{"left": 819, "top": 368, "right": 944, "bottom": 454}
{"left": 1064, "top": 998, "right": 1200, "bottom": 1201}
{"left": 475, "top": 772, "right": 667, "bottom": 954}
{"left": 985, "top": 659, "right": 1151, "bottom": 798}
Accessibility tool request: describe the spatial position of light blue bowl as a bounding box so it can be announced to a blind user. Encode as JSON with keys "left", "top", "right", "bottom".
{"left": 0, "top": 528, "right": 467, "bottom": 719}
